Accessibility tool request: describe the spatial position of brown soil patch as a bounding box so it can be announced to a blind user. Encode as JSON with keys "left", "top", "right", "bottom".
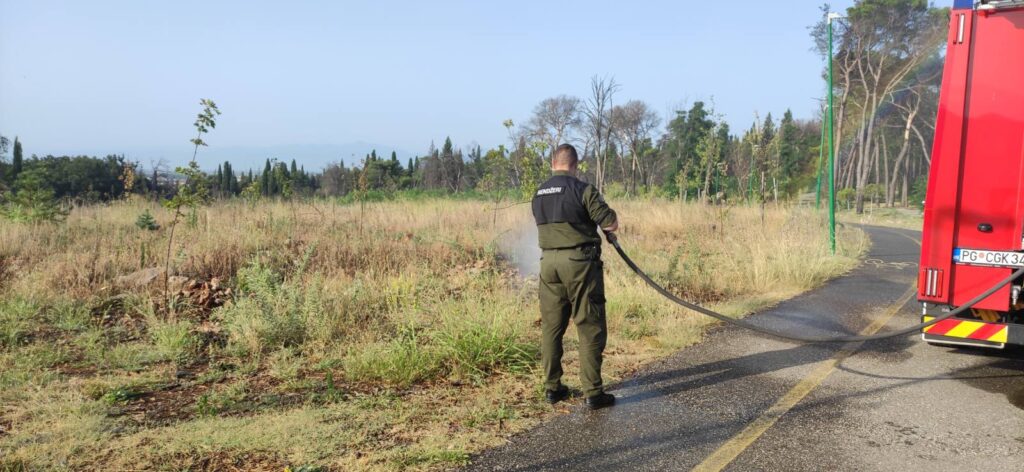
{"left": 110, "top": 370, "right": 337, "bottom": 427}
{"left": 0, "top": 416, "right": 11, "bottom": 438}
{"left": 113, "top": 381, "right": 209, "bottom": 425}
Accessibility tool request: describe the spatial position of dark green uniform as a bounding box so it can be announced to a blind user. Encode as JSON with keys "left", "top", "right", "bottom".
{"left": 531, "top": 170, "right": 617, "bottom": 398}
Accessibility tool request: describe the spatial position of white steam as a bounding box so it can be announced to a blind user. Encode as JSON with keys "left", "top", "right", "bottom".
{"left": 502, "top": 224, "right": 541, "bottom": 277}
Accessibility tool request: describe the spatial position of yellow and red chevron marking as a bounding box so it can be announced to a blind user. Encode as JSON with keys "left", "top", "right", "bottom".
{"left": 923, "top": 316, "right": 1008, "bottom": 343}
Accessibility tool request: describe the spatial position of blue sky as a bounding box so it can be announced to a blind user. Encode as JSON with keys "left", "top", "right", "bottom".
{"left": 0, "top": 1, "right": 856, "bottom": 170}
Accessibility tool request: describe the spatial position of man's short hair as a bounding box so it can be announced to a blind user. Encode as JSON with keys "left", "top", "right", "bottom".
{"left": 553, "top": 144, "right": 579, "bottom": 168}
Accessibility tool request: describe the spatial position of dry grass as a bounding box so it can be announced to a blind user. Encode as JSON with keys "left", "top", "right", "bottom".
{"left": 0, "top": 197, "right": 865, "bottom": 471}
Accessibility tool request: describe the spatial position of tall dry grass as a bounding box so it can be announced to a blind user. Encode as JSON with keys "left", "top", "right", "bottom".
{"left": 0, "top": 196, "right": 864, "bottom": 471}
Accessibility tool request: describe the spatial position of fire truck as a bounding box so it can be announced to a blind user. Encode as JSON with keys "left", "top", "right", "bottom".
{"left": 919, "top": 0, "right": 1024, "bottom": 348}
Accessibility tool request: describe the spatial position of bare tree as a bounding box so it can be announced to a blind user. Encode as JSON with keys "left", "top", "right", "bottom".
{"left": 527, "top": 95, "right": 582, "bottom": 157}
{"left": 147, "top": 158, "right": 170, "bottom": 199}
{"left": 319, "top": 162, "right": 352, "bottom": 196}
{"left": 583, "top": 76, "right": 619, "bottom": 192}
{"left": 611, "top": 100, "right": 661, "bottom": 195}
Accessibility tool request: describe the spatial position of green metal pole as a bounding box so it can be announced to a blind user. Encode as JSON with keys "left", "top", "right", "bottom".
{"left": 815, "top": 113, "right": 826, "bottom": 209}
{"left": 828, "top": 15, "right": 837, "bottom": 255}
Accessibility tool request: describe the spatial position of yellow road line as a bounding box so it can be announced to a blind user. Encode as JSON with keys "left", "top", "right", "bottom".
{"left": 691, "top": 285, "right": 918, "bottom": 472}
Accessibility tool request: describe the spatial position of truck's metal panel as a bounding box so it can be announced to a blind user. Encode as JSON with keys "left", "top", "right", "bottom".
{"left": 919, "top": 10, "right": 975, "bottom": 305}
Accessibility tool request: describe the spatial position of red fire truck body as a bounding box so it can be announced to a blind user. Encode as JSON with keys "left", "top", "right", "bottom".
{"left": 919, "top": 0, "right": 1024, "bottom": 348}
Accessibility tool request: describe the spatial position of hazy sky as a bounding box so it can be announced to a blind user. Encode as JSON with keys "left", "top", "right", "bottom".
{"left": 0, "top": 0, "right": 855, "bottom": 168}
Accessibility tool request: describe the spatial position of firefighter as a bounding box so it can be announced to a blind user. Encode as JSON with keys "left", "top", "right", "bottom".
{"left": 531, "top": 143, "right": 618, "bottom": 410}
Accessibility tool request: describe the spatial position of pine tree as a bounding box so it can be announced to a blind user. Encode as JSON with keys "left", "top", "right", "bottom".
{"left": 777, "top": 109, "right": 801, "bottom": 194}
{"left": 135, "top": 209, "right": 160, "bottom": 230}
{"left": 442, "top": 137, "right": 454, "bottom": 156}
{"left": 761, "top": 113, "right": 776, "bottom": 147}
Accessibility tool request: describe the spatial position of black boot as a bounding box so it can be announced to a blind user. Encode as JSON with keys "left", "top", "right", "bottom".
{"left": 545, "top": 385, "right": 570, "bottom": 404}
{"left": 585, "top": 392, "right": 615, "bottom": 410}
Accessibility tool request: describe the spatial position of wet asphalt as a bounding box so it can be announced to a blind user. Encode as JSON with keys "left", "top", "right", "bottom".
{"left": 466, "top": 226, "right": 1024, "bottom": 472}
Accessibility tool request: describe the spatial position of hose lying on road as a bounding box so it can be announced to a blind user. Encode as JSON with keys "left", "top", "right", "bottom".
{"left": 604, "top": 232, "right": 1024, "bottom": 344}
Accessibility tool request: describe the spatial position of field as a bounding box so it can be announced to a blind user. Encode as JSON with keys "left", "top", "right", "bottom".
{"left": 0, "top": 197, "right": 865, "bottom": 471}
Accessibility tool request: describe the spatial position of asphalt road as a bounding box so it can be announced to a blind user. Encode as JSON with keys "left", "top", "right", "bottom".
{"left": 467, "top": 226, "right": 1024, "bottom": 472}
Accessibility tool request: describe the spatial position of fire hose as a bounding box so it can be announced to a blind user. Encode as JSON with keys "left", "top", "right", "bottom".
{"left": 604, "top": 231, "right": 1024, "bottom": 343}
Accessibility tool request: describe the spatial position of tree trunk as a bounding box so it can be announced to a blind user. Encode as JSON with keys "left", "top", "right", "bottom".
{"left": 888, "top": 107, "right": 915, "bottom": 207}
{"left": 902, "top": 149, "right": 910, "bottom": 207}
{"left": 880, "top": 132, "right": 890, "bottom": 207}
{"left": 760, "top": 171, "right": 766, "bottom": 225}
{"left": 702, "top": 159, "right": 713, "bottom": 204}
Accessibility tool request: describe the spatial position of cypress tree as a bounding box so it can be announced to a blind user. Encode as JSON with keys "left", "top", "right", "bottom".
{"left": 262, "top": 159, "right": 272, "bottom": 196}
{"left": 225, "top": 161, "right": 235, "bottom": 194}
{"left": 215, "top": 164, "right": 223, "bottom": 193}
{"left": 228, "top": 161, "right": 235, "bottom": 193}
{"left": 12, "top": 137, "right": 23, "bottom": 179}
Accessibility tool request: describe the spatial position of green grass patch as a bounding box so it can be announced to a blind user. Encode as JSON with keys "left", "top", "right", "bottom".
{"left": 434, "top": 318, "right": 537, "bottom": 382}
{"left": 0, "top": 298, "right": 38, "bottom": 350}
{"left": 147, "top": 316, "right": 198, "bottom": 366}
{"left": 344, "top": 329, "right": 440, "bottom": 387}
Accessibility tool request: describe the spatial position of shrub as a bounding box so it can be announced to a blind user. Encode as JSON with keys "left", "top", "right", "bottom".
{"left": 267, "top": 347, "right": 303, "bottom": 381}
{"left": 837, "top": 187, "right": 856, "bottom": 208}
{"left": 1, "top": 170, "right": 68, "bottom": 223}
{"left": 148, "top": 317, "right": 198, "bottom": 366}
{"left": 134, "top": 209, "right": 159, "bottom": 230}
{"left": 216, "top": 260, "right": 327, "bottom": 357}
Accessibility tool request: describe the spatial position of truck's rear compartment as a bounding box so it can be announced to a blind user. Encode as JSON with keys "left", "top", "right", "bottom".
{"left": 919, "top": 4, "right": 1024, "bottom": 348}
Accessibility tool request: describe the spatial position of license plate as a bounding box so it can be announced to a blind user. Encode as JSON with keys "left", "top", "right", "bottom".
{"left": 953, "top": 248, "right": 1024, "bottom": 268}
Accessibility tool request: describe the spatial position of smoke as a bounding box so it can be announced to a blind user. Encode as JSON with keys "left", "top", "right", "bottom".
{"left": 502, "top": 223, "right": 541, "bottom": 277}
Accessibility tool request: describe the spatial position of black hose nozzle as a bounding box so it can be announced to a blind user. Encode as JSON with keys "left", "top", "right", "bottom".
{"left": 603, "top": 230, "right": 619, "bottom": 247}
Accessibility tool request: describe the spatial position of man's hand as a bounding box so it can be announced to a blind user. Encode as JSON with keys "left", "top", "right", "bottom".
{"left": 603, "top": 220, "right": 619, "bottom": 233}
